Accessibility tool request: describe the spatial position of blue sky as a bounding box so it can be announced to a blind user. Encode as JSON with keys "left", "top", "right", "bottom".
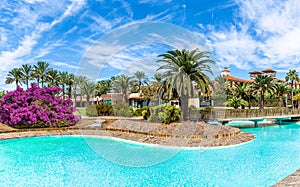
{"left": 1, "top": 0, "right": 299, "bottom": 89}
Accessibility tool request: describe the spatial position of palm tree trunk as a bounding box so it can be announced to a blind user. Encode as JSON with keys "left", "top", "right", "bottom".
{"left": 62, "top": 85, "right": 65, "bottom": 99}
{"left": 279, "top": 95, "right": 283, "bottom": 107}
{"left": 26, "top": 79, "right": 29, "bottom": 89}
{"left": 68, "top": 86, "right": 72, "bottom": 99}
{"left": 291, "top": 82, "right": 294, "bottom": 109}
{"left": 41, "top": 77, "right": 44, "bottom": 87}
{"left": 80, "top": 94, "right": 83, "bottom": 107}
{"left": 181, "top": 94, "right": 189, "bottom": 121}
{"left": 260, "top": 90, "right": 264, "bottom": 109}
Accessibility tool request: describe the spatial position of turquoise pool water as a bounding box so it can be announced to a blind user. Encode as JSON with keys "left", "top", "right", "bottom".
{"left": 0, "top": 123, "right": 300, "bottom": 186}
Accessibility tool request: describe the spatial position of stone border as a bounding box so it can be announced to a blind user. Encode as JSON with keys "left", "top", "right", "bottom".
{"left": 272, "top": 169, "right": 300, "bottom": 186}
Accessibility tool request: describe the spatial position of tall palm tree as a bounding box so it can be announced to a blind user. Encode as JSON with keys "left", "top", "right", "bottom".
{"left": 275, "top": 82, "right": 290, "bottom": 107}
{"left": 5, "top": 68, "right": 23, "bottom": 88}
{"left": 66, "top": 73, "right": 74, "bottom": 99}
{"left": 47, "top": 68, "right": 60, "bottom": 87}
{"left": 211, "top": 75, "right": 227, "bottom": 95}
{"left": 133, "top": 71, "right": 148, "bottom": 92}
{"left": 73, "top": 76, "right": 88, "bottom": 107}
{"left": 32, "top": 61, "right": 50, "bottom": 87}
{"left": 58, "top": 71, "right": 68, "bottom": 99}
{"left": 252, "top": 74, "right": 276, "bottom": 109}
{"left": 20, "top": 64, "right": 33, "bottom": 89}
{"left": 157, "top": 48, "right": 215, "bottom": 121}
{"left": 81, "top": 81, "right": 96, "bottom": 106}
{"left": 153, "top": 73, "right": 163, "bottom": 83}
{"left": 113, "top": 74, "right": 132, "bottom": 103}
{"left": 95, "top": 79, "right": 113, "bottom": 97}
{"left": 285, "top": 69, "right": 300, "bottom": 109}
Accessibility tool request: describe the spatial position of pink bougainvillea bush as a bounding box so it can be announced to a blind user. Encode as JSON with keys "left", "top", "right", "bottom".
{"left": 0, "top": 83, "right": 79, "bottom": 128}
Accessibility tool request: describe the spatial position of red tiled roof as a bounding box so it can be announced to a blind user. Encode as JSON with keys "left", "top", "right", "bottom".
{"left": 225, "top": 75, "right": 253, "bottom": 83}
{"left": 249, "top": 70, "right": 263, "bottom": 74}
{"left": 100, "top": 94, "right": 112, "bottom": 101}
{"left": 262, "top": 68, "right": 276, "bottom": 73}
{"left": 128, "top": 93, "right": 143, "bottom": 99}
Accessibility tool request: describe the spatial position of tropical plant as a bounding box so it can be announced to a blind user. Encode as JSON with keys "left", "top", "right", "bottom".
{"left": 112, "top": 102, "right": 132, "bottom": 117}
{"left": 81, "top": 81, "right": 96, "bottom": 106}
{"left": 251, "top": 74, "right": 276, "bottom": 109}
{"left": 32, "top": 61, "right": 51, "bottom": 87}
{"left": 20, "top": 64, "right": 33, "bottom": 89}
{"left": 293, "top": 94, "right": 300, "bottom": 109}
{"left": 223, "top": 97, "right": 248, "bottom": 109}
{"left": 148, "top": 104, "right": 181, "bottom": 124}
{"left": 233, "top": 82, "right": 254, "bottom": 109}
{"left": 58, "top": 71, "right": 69, "bottom": 99}
{"left": 95, "top": 79, "right": 113, "bottom": 97}
{"left": 47, "top": 68, "right": 60, "bottom": 87}
{"left": 0, "top": 83, "right": 79, "bottom": 128}
{"left": 157, "top": 48, "right": 215, "bottom": 121}
{"left": 73, "top": 76, "right": 88, "bottom": 107}
{"left": 66, "top": 73, "right": 74, "bottom": 99}
{"left": 275, "top": 82, "right": 290, "bottom": 107}
{"left": 113, "top": 74, "right": 132, "bottom": 103}
{"left": 133, "top": 71, "right": 148, "bottom": 92}
{"left": 285, "top": 69, "right": 300, "bottom": 109}
{"left": 211, "top": 75, "right": 227, "bottom": 95}
{"left": 5, "top": 68, "right": 22, "bottom": 88}
{"left": 86, "top": 104, "right": 98, "bottom": 117}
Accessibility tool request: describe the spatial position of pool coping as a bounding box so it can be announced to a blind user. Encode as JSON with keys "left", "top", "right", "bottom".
{"left": 272, "top": 169, "right": 300, "bottom": 186}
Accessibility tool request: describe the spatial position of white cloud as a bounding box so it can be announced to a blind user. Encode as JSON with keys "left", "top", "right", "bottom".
{"left": 52, "top": 61, "right": 79, "bottom": 70}
{"left": 201, "top": 0, "right": 300, "bottom": 72}
{"left": 0, "top": 0, "right": 87, "bottom": 63}
{"left": 139, "top": 0, "right": 172, "bottom": 4}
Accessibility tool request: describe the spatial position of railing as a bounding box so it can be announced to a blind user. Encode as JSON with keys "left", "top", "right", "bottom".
{"left": 189, "top": 108, "right": 300, "bottom": 120}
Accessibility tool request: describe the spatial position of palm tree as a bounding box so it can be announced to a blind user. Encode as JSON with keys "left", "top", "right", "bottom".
{"left": 47, "top": 68, "right": 60, "bottom": 87}
{"left": 275, "top": 82, "right": 290, "bottom": 107}
{"left": 73, "top": 76, "right": 88, "bottom": 107}
{"left": 95, "top": 79, "right": 113, "bottom": 97}
{"left": 58, "top": 71, "right": 68, "bottom": 99}
{"left": 133, "top": 71, "right": 148, "bottom": 92}
{"left": 293, "top": 94, "right": 300, "bottom": 109}
{"left": 5, "top": 68, "right": 22, "bottom": 88}
{"left": 81, "top": 81, "right": 96, "bottom": 106}
{"left": 66, "top": 73, "right": 74, "bottom": 99}
{"left": 113, "top": 74, "right": 132, "bottom": 103}
{"left": 252, "top": 74, "right": 276, "bottom": 109}
{"left": 32, "top": 61, "right": 50, "bottom": 87}
{"left": 211, "top": 75, "right": 227, "bottom": 95}
{"left": 285, "top": 69, "right": 300, "bottom": 109}
{"left": 224, "top": 97, "right": 248, "bottom": 109}
{"left": 20, "top": 64, "right": 33, "bottom": 89}
{"left": 157, "top": 48, "right": 215, "bottom": 121}
{"left": 153, "top": 73, "right": 163, "bottom": 83}
{"left": 233, "top": 82, "right": 253, "bottom": 109}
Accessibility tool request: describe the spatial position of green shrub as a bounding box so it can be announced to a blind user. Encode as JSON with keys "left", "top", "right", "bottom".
{"left": 141, "top": 107, "right": 150, "bottom": 120}
{"left": 130, "top": 107, "right": 149, "bottom": 116}
{"left": 96, "top": 104, "right": 113, "bottom": 116}
{"left": 112, "top": 102, "right": 133, "bottom": 117}
{"left": 86, "top": 105, "right": 98, "bottom": 117}
{"left": 148, "top": 104, "right": 181, "bottom": 124}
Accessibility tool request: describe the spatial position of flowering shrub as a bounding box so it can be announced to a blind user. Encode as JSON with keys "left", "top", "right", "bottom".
{"left": 0, "top": 83, "right": 79, "bottom": 128}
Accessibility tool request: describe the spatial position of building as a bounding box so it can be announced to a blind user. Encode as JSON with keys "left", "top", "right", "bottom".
{"left": 221, "top": 67, "right": 284, "bottom": 83}
{"left": 99, "top": 93, "right": 123, "bottom": 105}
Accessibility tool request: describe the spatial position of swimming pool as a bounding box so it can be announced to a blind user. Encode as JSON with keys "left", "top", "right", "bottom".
{"left": 0, "top": 123, "right": 300, "bottom": 186}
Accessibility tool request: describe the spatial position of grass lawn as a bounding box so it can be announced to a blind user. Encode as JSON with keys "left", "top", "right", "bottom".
{"left": 75, "top": 107, "right": 87, "bottom": 117}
